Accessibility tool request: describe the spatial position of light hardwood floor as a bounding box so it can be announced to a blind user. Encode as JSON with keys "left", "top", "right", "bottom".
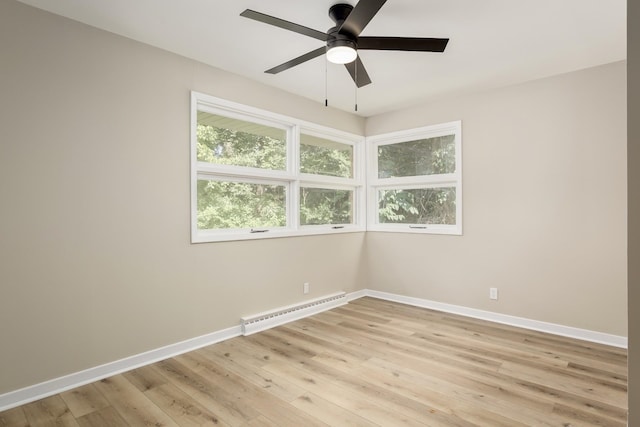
{"left": 0, "top": 297, "right": 628, "bottom": 426}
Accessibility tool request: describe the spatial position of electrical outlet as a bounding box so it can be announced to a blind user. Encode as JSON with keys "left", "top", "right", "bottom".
{"left": 489, "top": 287, "right": 498, "bottom": 300}
{"left": 303, "top": 282, "right": 310, "bottom": 294}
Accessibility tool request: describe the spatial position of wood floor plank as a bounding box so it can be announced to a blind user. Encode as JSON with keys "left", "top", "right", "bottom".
{"left": 260, "top": 340, "right": 485, "bottom": 427}
{"left": 275, "top": 323, "right": 371, "bottom": 360}
{"left": 299, "top": 357, "right": 513, "bottom": 427}
{"left": 202, "top": 338, "right": 273, "bottom": 369}
{"left": 283, "top": 317, "right": 352, "bottom": 344}
{"left": 75, "top": 406, "right": 128, "bottom": 427}
{"left": 93, "top": 374, "right": 179, "bottom": 427}
{"left": 449, "top": 359, "right": 628, "bottom": 424}
{"left": 338, "top": 319, "right": 505, "bottom": 374}
{"left": 357, "top": 356, "right": 567, "bottom": 426}
{"left": 340, "top": 315, "right": 569, "bottom": 372}
{"left": 498, "top": 361, "right": 627, "bottom": 407}
{"left": 305, "top": 310, "right": 344, "bottom": 326}
{"left": 352, "top": 298, "right": 625, "bottom": 365}
{"left": 122, "top": 364, "right": 168, "bottom": 392}
{"left": 144, "top": 382, "right": 228, "bottom": 427}
{"left": 239, "top": 415, "right": 281, "bottom": 427}
{"left": 60, "top": 383, "right": 110, "bottom": 419}
{"left": 311, "top": 349, "right": 367, "bottom": 375}
{"left": 0, "top": 406, "right": 28, "bottom": 427}
{"left": 552, "top": 402, "right": 626, "bottom": 427}
{"left": 526, "top": 342, "right": 628, "bottom": 379}
{"left": 243, "top": 331, "right": 317, "bottom": 362}
{"left": 178, "top": 351, "right": 329, "bottom": 427}
{"left": 0, "top": 297, "right": 628, "bottom": 426}
{"left": 153, "top": 358, "right": 257, "bottom": 426}
{"left": 566, "top": 360, "right": 628, "bottom": 387}
{"left": 273, "top": 325, "right": 371, "bottom": 368}
{"left": 21, "top": 395, "right": 79, "bottom": 427}
{"left": 197, "top": 344, "right": 306, "bottom": 402}
{"left": 289, "top": 392, "right": 380, "bottom": 427}
{"left": 359, "top": 335, "right": 625, "bottom": 426}
{"left": 330, "top": 305, "right": 398, "bottom": 326}
{"left": 262, "top": 360, "right": 434, "bottom": 427}
{"left": 410, "top": 329, "right": 572, "bottom": 370}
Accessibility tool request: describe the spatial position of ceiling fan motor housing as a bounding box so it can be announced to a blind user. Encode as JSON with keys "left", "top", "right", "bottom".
{"left": 327, "top": 27, "right": 357, "bottom": 51}
{"left": 327, "top": 4, "right": 357, "bottom": 51}
{"left": 328, "top": 3, "right": 354, "bottom": 25}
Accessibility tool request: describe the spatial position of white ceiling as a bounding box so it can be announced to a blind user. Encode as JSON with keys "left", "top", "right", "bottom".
{"left": 16, "top": 0, "right": 626, "bottom": 117}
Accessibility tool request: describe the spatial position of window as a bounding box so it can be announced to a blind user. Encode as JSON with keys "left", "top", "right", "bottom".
{"left": 299, "top": 131, "right": 362, "bottom": 230}
{"left": 300, "top": 133, "right": 353, "bottom": 178}
{"left": 367, "top": 121, "right": 462, "bottom": 235}
{"left": 191, "top": 92, "right": 364, "bottom": 243}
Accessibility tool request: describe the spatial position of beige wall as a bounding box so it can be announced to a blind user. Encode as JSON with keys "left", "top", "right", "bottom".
{"left": 0, "top": 0, "right": 629, "bottom": 399}
{"left": 0, "top": 1, "right": 366, "bottom": 394}
{"left": 365, "top": 62, "right": 627, "bottom": 336}
{"left": 628, "top": 0, "right": 638, "bottom": 421}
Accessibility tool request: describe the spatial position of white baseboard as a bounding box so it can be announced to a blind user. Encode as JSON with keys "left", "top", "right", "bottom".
{"left": 0, "top": 325, "right": 241, "bottom": 412}
{"left": 0, "top": 288, "right": 627, "bottom": 412}
{"left": 345, "top": 289, "right": 368, "bottom": 302}
{"left": 361, "top": 289, "right": 628, "bottom": 349}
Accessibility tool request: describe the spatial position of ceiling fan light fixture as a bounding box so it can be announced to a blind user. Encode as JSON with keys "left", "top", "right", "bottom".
{"left": 326, "top": 40, "right": 357, "bottom": 64}
{"left": 241, "top": 0, "right": 449, "bottom": 89}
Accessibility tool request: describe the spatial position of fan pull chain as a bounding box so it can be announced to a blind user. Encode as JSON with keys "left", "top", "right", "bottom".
{"left": 354, "top": 59, "right": 358, "bottom": 112}
{"left": 325, "top": 56, "right": 328, "bottom": 107}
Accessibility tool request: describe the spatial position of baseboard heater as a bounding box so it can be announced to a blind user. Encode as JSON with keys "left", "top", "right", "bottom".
{"left": 241, "top": 291, "right": 347, "bottom": 336}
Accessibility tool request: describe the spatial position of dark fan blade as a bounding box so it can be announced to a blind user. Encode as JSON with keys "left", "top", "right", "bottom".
{"left": 339, "top": 0, "right": 387, "bottom": 37}
{"left": 344, "top": 56, "right": 372, "bottom": 88}
{"left": 265, "top": 47, "right": 326, "bottom": 74}
{"left": 240, "top": 9, "right": 328, "bottom": 41}
{"left": 358, "top": 37, "right": 449, "bottom": 52}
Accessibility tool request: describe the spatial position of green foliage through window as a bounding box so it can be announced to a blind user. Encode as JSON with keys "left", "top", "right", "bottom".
{"left": 300, "top": 134, "right": 353, "bottom": 178}
{"left": 197, "top": 113, "right": 286, "bottom": 171}
{"left": 300, "top": 188, "right": 352, "bottom": 225}
{"left": 378, "top": 187, "right": 456, "bottom": 225}
{"left": 378, "top": 135, "right": 455, "bottom": 178}
{"left": 197, "top": 180, "right": 286, "bottom": 230}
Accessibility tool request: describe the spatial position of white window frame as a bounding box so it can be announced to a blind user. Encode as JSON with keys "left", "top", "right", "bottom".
{"left": 191, "top": 91, "right": 365, "bottom": 243}
{"left": 366, "top": 120, "right": 462, "bottom": 235}
{"left": 298, "top": 127, "right": 365, "bottom": 230}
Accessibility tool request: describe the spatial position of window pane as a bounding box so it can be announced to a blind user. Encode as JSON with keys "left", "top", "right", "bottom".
{"left": 378, "top": 187, "right": 456, "bottom": 225}
{"left": 197, "top": 111, "right": 286, "bottom": 171}
{"left": 378, "top": 135, "right": 455, "bottom": 178}
{"left": 300, "top": 134, "right": 353, "bottom": 178}
{"left": 300, "top": 187, "right": 353, "bottom": 225}
{"left": 197, "top": 180, "right": 286, "bottom": 230}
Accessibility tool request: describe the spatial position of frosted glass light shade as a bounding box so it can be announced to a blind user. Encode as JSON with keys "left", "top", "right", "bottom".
{"left": 326, "top": 46, "right": 357, "bottom": 64}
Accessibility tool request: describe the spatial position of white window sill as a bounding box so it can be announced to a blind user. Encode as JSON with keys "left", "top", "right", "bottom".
{"left": 192, "top": 225, "right": 366, "bottom": 243}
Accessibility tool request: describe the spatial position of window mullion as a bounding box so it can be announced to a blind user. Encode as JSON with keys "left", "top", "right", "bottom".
{"left": 290, "top": 125, "right": 300, "bottom": 230}
{"left": 370, "top": 173, "right": 458, "bottom": 187}
{"left": 300, "top": 174, "right": 359, "bottom": 187}
{"left": 300, "top": 181, "right": 360, "bottom": 191}
{"left": 197, "top": 162, "right": 295, "bottom": 181}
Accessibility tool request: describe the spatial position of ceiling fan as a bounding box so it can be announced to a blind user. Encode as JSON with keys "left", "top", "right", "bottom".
{"left": 240, "top": 0, "right": 449, "bottom": 88}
